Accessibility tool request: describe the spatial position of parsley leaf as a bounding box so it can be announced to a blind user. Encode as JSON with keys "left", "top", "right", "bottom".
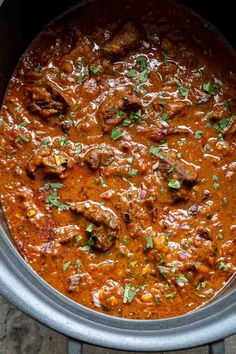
{"left": 126, "top": 69, "right": 136, "bottom": 78}
{"left": 128, "top": 169, "right": 138, "bottom": 177}
{"left": 168, "top": 179, "right": 180, "bottom": 189}
{"left": 63, "top": 261, "right": 71, "bottom": 271}
{"left": 149, "top": 146, "right": 161, "bottom": 157}
{"left": 146, "top": 235, "right": 154, "bottom": 249}
{"left": 46, "top": 190, "right": 70, "bottom": 211}
{"left": 176, "top": 275, "right": 188, "bottom": 284}
{"left": 202, "top": 81, "right": 220, "bottom": 95}
{"left": 194, "top": 130, "right": 203, "bottom": 139}
{"left": 89, "top": 64, "right": 100, "bottom": 76}
{"left": 123, "top": 284, "right": 135, "bottom": 303}
{"left": 111, "top": 128, "right": 123, "bottom": 141}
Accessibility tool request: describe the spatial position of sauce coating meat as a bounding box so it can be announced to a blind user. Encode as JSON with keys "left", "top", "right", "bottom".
{"left": 0, "top": 0, "right": 236, "bottom": 319}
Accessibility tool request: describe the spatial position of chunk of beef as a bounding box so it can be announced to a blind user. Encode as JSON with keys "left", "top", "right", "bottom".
{"left": 27, "top": 83, "right": 70, "bottom": 118}
{"left": 159, "top": 157, "right": 197, "bottom": 186}
{"left": 68, "top": 272, "right": 93, "bottom": 292}
{"left": 17, "top": 188, "right": 45, "bottom": 229}
{"left": 141, "top": 125, "right": 191, "bottom": 142}
{"left": 71, "top": 201, "right": 120, "bottom": 251}
{"left": 27, "top": 148, "right": 75, "bottom": 178}
{"left": 103, "top": 22, "right": 141, "bottom": 58}
{"left": 114, "top": 189, "right": 157, "bottom": 237}
{"left": 98, "top": 88, "right": 142, "bottom": 132}
{"left": 83, "top": 147, "right": 114, "bottom": 170}
{"left": 50, "top": 225, "right": 81, "bottom": 244}
{"left": 159, "top": 157, "right": 197, "bottom": 201}
{"left": 208, "top": 103, "right": 229, "bottom": 121}
{"left": 196, "top": 227, "right": 211, "bottom": 240}
{"left": 165, "top": 101, "right": 188, "bottom": 118}
{"left": 161, "top": 38, "right": 177, "bottom": 58}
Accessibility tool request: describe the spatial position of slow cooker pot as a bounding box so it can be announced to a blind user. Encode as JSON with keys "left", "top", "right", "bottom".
{"left": 0, "top": 1, "right": 236, "bottom": 353}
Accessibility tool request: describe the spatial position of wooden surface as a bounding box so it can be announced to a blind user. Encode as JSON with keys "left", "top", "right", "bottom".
{"left": 0, "top": 295, "right": 235, "bottom": 354}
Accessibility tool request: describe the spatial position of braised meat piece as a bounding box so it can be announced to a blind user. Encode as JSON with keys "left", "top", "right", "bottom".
{"left": 71, "top": 201, "right": 120, "bottom": 251}
{"left": 159, "top": 157, "right": 197, "bottom": 201}
{"left": 27, "top": 148, "right": 75, "bottom": 178}
{"left": 159, "top": 157, "right": 197, "bottom": 186}
{"left": 17, "top": 188, "right": 46, "bottom": 229}
{"left": 141, "top": 126, "right": 191, "bottom": 142}
{"left": 83, "top": 147, "right": 114, "bottom": 170}
{"left": 103, "top": 22, "right": 141, "bottom": 58}
{"left": 27, "top": 83, "right": 70, "bottom": 118}
{"left": 50, "top": 225, "right": 81, "bottom": 244}
{"left": 98, "top": 88, "right": 142, "bottom": 132}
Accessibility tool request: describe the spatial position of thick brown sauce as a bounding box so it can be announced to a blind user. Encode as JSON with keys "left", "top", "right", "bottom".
{"left": 0, "top": 0, "right": 236, "bottom": 319}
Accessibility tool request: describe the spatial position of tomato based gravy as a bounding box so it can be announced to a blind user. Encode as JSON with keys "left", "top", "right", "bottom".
{"left": 0, "top": 0, "right": 236, "bottom": 319}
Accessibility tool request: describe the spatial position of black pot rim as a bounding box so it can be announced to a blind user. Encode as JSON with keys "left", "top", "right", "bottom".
{"left": 0, "top": 0, "right": 236, "bottom": 351}
{"left": 1, "top": 225, "right": 236, "bottom": 352}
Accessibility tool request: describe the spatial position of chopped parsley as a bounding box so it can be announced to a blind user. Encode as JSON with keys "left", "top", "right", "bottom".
{"left": 161, "top": 112, "right": 169, "bottom": 122}
{"left": 149, "top": 146, "right": 161, "bottom": 157}
{"left": 34, "top": 65, "right": 42, "bottom": 73}
{"left": 202, "top": 144, "right": 211, "bottom": 154}
{"left": 212, "top": 175, "right": 220, "bottom": 190}
{"left": 126, "top": 69, "right": 136, "bottom": 78}
{"left": 123, "top": 284, "right": 135, "bottom": 303}
{"left": 63, "top": 261, "right": 71, "bottom": 271}
{"left": 223, "top": 100, "right": 231, "bottom": 109}
{"left": 194, "top": 130, "right": 203, "bottom": 139}
{"left": 139, "top": 69, "right": 148, "bottom": 83}
{"left": 166, "top": 291, "right": 176, "bottom": 299}
{"left": 219, "top": 261, "right": 227, "bottom": 271}
{"left": 128, "top": 169, "right": 138, "bottom": 177}
{"left": 40, "top": 183, "right": 64, "bottom": 191}
{"left": 116, "top": 110, "right": 125, "bottom": 117}
{"left": 77, "top": 70, "right": 88, "bottom": 84}
{"left": 146, "top": 235, "right": 154, "bottom": 249}
{"left": 217, "top": 233, "right": 224, "bottom": 240}
{"left": 215, "top": 118, "right": 230, "bottom": 133}
{"left": 73, "top": 144, "right": 82, "bottom": 155}
{"left": 174, "top": 78, "right": 189, "bottom": 97}
{"left": 168, "top": 179, "right": 181, "bottom": 189}
{"left": 46, "top": 190, "right": 70, "bottom": 211}
{"left": 89, "top": 64, "right": 100, "bottom": 76}
{"left": 100, "top": 177, "right": 107, "bottom": 188}
{"left": 58, "top": 136, "right": 70, "bottom": 147}
{"left": 178, "top": 138, "right": 187, "bottom": 146}
{"left": 86, "top": 223, "right": 94, "bottom": 233}
{"left": 176, "top": 275, "right": 188, "bottom": 284}
{"left": 196, "top": 281, "right": 207, "bottom": 291}
{"left": 136, "top": 56, "right": 148, "bottom": 71}
{"left": 111, "top": 128, "right": 123, "bottom": 141}
{"left": 81, "top": 245, "right": 91, "bottom": 252}
{"left": 15, "top": 135, "right": 29, "bottom": 143}
{"left": 20, "top": 120, "right": 29, "bottom": 127}
{"left": 202, "top": 81, "right": 220, "bottom": 95}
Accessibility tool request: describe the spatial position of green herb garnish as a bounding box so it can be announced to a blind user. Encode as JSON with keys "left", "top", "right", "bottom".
{"left": 123, "top": 284, "right": 135, "bottom": 303}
